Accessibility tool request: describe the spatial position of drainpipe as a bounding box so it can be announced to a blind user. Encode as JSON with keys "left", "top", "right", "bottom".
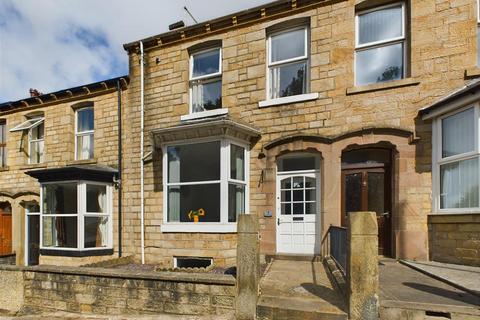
{"left": 117, "top": 79, "right": 123, "bottom": 257}
{"left": 140, "top": 41, "right": 146, "bottom": 265}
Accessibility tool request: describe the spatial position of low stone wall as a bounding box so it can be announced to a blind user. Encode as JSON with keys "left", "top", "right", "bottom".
{"left": 428, "top": 214, "right": 480, "bottom": 267}
{"left": 0, "top": 264, "right": 235, "bottom": 316}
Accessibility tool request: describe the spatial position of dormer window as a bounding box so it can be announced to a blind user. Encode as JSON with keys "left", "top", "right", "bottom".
{"left": 189, "top": 48, "right": 222, "bottom": 113}
{"left": 10, "top": 116, "right": 45, "bottom": 164}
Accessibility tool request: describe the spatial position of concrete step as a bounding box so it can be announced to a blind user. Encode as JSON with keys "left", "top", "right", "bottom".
{"left": 265, "top": 254, "right": 321, "bottom": 263}
{"left": 380, "top": 300, "right": 480, "bottom": 320}
{"left": 257, "top": 295, "right": 347, "bottom": 320}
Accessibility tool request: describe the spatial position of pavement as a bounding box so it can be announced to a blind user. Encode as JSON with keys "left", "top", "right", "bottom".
{"left": 379, "top": 259, "right": 480, "bottom": 316}
{"left": 0, "top": 311, "right": 233, "bottom": 320}
{"left": 257, "top": 259, "right": 347, "bottom": 319}
{"left": 401, "top": 259, "right": 480, "bottom": 297}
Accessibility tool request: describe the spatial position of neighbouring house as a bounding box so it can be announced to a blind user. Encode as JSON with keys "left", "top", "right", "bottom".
{"left": 0, "top": 76, "right": 128, "bottom": 266}
{"left": 0, "top": 0, "right": 479, "bottom": 269}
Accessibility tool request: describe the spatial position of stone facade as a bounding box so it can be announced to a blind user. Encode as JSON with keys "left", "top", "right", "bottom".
{"left": 121, "top": 0, "right": 479, "bottom": 266}
{"left": 0, "top": 81, "right": 126, "bottom": 266}
{"left": 429, "top": 214, "right": 480, "bottom": 266}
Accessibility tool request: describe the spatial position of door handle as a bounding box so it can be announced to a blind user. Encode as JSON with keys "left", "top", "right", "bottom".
{"left": 378, "top": 212, "right": 390, "bottom": 217}
{"left": 277, "top": 218, "right": 280, "bottom": 226}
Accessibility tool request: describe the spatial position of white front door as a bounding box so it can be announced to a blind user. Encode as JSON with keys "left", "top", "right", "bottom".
{"left": 276, "top": 172, "right": 320, "bottom": 254}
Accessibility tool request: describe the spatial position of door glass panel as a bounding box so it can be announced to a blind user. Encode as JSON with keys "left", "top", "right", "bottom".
{"left": 345, "top": 173, "right": 362, "bottom": 214}
{"left": 293, "top": 177, "right": 303, "bottom": 188}
{"left": 305, "top": 202, "right": 316, "bottom": 214}
{"left": 281, "top": 190, "right": 291, "bottom": 202}
{"left": 305, "top": 189, "right": 316, "bottom": 201}
{"left": 293, "top": 203, "right": 304, "bottom": 215}
{"left": 28, "top": 215, "right": 40, "bottom": 265}
{"left": 281, "top": 203, "right": 291, "bottom": 215}
{"left": 281, "top": 178, "right": 291, "bottom": 189}
{"left": 367, "top": 172, "right": 385, "bottom": 214}
{"left": 293, "top": 190, "right": 303, "bottom": 201}
{"left": 305, "top": 177, "right": 315, "bottom": 188}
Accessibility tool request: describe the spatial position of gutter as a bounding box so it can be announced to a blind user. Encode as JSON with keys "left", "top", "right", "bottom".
{"left": 140, "top": 41, "right": 146, "bottom": 265}
{"left": 117, "top": 79, "right": 123, "bottom": 258}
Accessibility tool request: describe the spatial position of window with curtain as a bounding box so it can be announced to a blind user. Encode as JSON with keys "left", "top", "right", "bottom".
{"left": 436, "top": 107, "right": 480, "bottom": 211}
{"left": 268, "top": 26, "right": 309, "bottom": 99}
{"left": 165, "top": 140, "right": 248, "bottom": 226}
{"left": 190, "top": 48, "right": 222, "bottom": 113}
{"left": 0, "top": 120, "right": 6, "bottom": 167}
{"left": 76, "top": 107, "right": 94, "bottom": 160}
{"left": 355, "top": 3, "right": 406, "bottom": 86}
{"left": 41, "top": 182, "right": 112, "bottom": 250}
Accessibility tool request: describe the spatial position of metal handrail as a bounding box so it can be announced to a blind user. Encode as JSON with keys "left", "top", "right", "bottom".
{"left": 322, "top": 225, "right": 347, "bottom": 273}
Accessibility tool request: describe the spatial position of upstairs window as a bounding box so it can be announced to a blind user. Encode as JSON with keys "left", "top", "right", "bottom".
{"left": 0, "top": 120, "right": 6, "bottom": 167}
{"left": 76, "top": 107, "right": 94, "bottom": 160}
{"left": 190, "top": 48, "right": 222, "bottom": 113}
{"left": 355, "top": 3, "right": 406, "bottom": 86}
{"left": 268, "top": 26, "right": 309, "bottom": 99}
{"left": 10, "top": 117, "right": 44, "bottom": 164}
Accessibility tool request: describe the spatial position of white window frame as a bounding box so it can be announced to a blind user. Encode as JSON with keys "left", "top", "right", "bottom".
{"left": 188, "top": 47, "right": 223, "bottom": 116}
{"left": 39, "top": 180, "right": 113, "bottom": 251}
{"left": 161, "top": 137, "right": 250, "bottom": 233}
{"left": 28, "top": 119, "right": 44, "bottom": 165}
{"left": 354, "top": 2, "right": 407, "bottom": 86}
{"left": 266, "top": 25, "right": 310, "bottom": 101}
{"left": 75, "top": 107, "right": 94, "bottom": 160}
{"left": 432, "top": 104, "right": 480, "bottom": 214}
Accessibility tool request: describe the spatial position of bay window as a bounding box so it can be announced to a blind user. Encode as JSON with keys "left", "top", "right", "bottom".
{"left": 268, "top": 26, "right": 309, "bottom": 99}
{"left": 190, "top": 48, "right": 222, "bottom": 114}
{"left": 76, "top": 107, "right": 94, "bottom": 160}
{"left": 434, "top": 106, "right": 480, "bottom": 212}
{"left": 163, "top": 139, "right": 249, "bottom": 232}
{"left": 355, "top": 3, "right": 406, "bottom": 86}
{"left": 41, "top": 181, "right": 112, "bottom": 250}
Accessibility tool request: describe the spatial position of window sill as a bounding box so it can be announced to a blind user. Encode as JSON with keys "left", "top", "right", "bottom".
{"left": 258, "top": 93, "right": 319, "bottom": 108}
{"left": 40, "top": 248, "right": 114, "bottom": 257}
{"left": 20, "top": 163, "right": 47, "bottom": 170}
{"left": 346, "top": 78, "right": 420, "bottom": 95}
{"left": 66, "top": 158, "right": 98, "bottom": 166}
{"left": 465, "top": 67, "right": 480, "bottom": 79}
{"left": 180, "top": 108, "right": 228, "bottom": 121}
{"left": 161, "top": 223, "right": 237, "bottom": 233}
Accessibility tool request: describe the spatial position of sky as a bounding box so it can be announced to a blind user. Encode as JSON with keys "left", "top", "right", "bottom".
{"left": 0, "top": 0, "right": 272, "bottom": 102}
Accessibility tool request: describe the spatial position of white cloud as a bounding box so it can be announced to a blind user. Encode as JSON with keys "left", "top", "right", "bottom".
{"left": 0, "top": 0, "right": 271, "bottom": 102}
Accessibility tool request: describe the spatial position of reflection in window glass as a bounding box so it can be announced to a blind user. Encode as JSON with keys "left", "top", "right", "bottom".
{"left": 440, "top": 157, "right": 479, "bottom": 209}
{"left": 167, "top": 184, "right": 220, "bottom": 222}
{"left": 356, "top": 43, "right": 403, "bottom": 86}
{"left": 192, "top": 49, "right": 220, "bottom": 78}
{"left": 271, "top": 28, "right": 305, "bottom": 62}
{"left": 42, "top": 216, "right": 77, "bottom": 248}
{"left": 441, "top": 108, "right": 475, "bottom": 158}
{"left": 192, "top": 79, "right": 222, "bottom": 112}
{"left": 230, "top": 144, "right": 245, "bottom": 181}
{"left": 84, "top": 216, "right": 108, "bottom": 248}
{"left": 43, "top": 183, "right": 77, "bottom": 214}
{"left": 228, "top": 184, "right": 245, "bottom": 222}
{"left": 87, "top": 184, "right": 107, "bottom": 213}
{"left": 168, "top": 141, "right": 220, "bottom": 183}
{"left": 270, "top": 61, "right": 307, "bottom": 99}
{"left": 358, "top": 5, "right": 403, "bottom": 45}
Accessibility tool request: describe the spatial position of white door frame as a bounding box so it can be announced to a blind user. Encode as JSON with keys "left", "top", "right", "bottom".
{"left": 24, "top": 204, "right": 40, "bottom": 266}
{"left": 275, "top": 168, "right": 321, "bottom": 254}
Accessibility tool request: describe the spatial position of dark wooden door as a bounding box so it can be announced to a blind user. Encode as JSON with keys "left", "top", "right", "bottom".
{"left": 0, "top": 209, "right": 12, "bottom": 256}
{"left": 342, "top": 166, "right": 391, "bottom": 256}
{"left": 28, "top": 215, "right": 40, "bottom": 265}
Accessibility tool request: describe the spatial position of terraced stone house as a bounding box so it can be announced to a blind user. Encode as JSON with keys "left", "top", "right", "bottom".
{"left": 1, "top": 0, "right": 479, "bottom": 269}
{"left": 0, "top": 77, "right": 128, "bottom": 266}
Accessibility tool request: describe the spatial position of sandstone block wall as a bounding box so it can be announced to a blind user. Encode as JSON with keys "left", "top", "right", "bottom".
{"left": 21, "top": 267, "right": 235, "bottom": 316}
{"left": 428, "top": 214, "right": 480, "bottom": 267}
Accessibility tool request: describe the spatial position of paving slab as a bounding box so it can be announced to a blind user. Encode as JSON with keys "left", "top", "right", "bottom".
{"left": 379, "top": 259, "right": 480, "bottom": 315}
{"left": 401, "top": 260, "right": 480, "bottom": 297}
{"left": 257, "top": 259, "right": 347, "bottom": 319}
